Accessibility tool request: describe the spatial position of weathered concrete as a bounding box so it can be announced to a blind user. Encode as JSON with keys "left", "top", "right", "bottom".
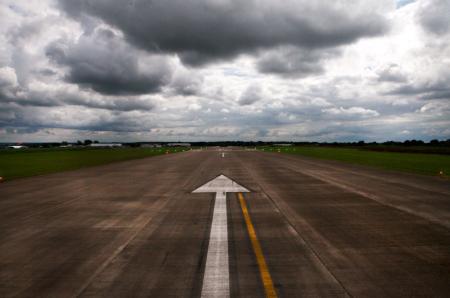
{"left": 0, "top": 149, "right": 449, "bottom": 297}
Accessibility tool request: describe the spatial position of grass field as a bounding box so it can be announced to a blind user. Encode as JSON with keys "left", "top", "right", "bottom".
{"left": 260, "top": 146, "right": 450, "bottom": 177}
{"left": 0, "top": 147, "right": 188, "bottom": 181}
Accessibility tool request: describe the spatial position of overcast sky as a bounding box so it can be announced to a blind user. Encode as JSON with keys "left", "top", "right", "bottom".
{"left": 1, "top": 0, "right": 449, "bottom": 142}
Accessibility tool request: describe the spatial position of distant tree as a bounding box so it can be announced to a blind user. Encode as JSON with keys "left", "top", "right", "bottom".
{"left": 404, "top": 139, "right": 424, "bottom": 146}
{"left": 76, "top": 140, "right": 82, "bottom": 146}
{"left": 429, "top": 139, "right": 439, "bottom": 145}
{"left": 94, "top": 140, "right": 99, "bottom": 144}
{"left": 83, "top": 139, "right": 92, "bottom": 145}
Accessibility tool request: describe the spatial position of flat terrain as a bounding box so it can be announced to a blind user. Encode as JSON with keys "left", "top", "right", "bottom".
{"left": 1, "top": 149, "right": 449, "bottom": 297}
{"left": 261, "top": 146, "right": 450, "bottom": 176}
{"left": 0, "top": 147, "right": 188, "bottom": 180}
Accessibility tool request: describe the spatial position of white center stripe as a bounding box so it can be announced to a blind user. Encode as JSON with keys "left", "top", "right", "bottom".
{"left": 192, "top": 175, "right": 249, "bottom": 298}
{"left": 201, "top": 191, "right": 229, "bottom": 298}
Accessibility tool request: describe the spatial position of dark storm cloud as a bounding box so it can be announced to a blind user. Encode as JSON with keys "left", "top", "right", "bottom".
{"left": 46, "top": 28, "right": 173, "bottom": 95}
{"left": 36, "top": 68, "right": 58, "bottom": 77}
{"left": 376, "top": 64, "right": 408, "bottom": 83}
{"left": 0, "top": 102, "right": 151, "bottom": 133}
{"left": 417, "top": 0, "right": 450, "bottom": 35}
{"left": 168, "top": 69, "right": 204, "bottom": 96}
{"left": 64, "top": 96, "right": 155, "bottom": 112}
{"left": 4, "top": 127, "right": 40, "bottom": 135}
{"left": 238, "top": 84, "right": 263, "bottom": 106}
{"left": 287, "top": 124, "right": 372, "bottom": 141}
{"left": 390, "top": 85, "right": 450, "bottom": 100}
{"left": 1, "top": 86, "right": 155, "bottom": 112}
{"left": 0, "top": 68, "right": 17, "bottom": 95}
{"left": 386, "top": 78, "right": 450, "bottom": 100}
{"left": 65, "top": 117, "right": 150, "bottom": 133}
{"left": 5, "top": 0, "right": 450, "bottom": 143}
{"left": 257, "top": 47, "right": 339, "bottom": 77}
{"left": 0, "top": 94, "right": 60, "bottom": 108}
{"left": 57, "top": 0, "right": 388, "bottom": 66}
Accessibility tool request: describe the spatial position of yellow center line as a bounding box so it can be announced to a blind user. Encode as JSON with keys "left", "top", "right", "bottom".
{"left": 238, "top": 192, "right": 278, "bottom": 298}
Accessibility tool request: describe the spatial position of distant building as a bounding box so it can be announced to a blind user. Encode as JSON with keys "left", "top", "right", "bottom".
{"left": 167, "top": 143, "right": 191, "bottom": 147}
{"left": 8, "top": 145, "right": 27, "bottom": 149}
{"left": 90, "top": 143, "right": 122, "bottom": 148}
{"left": 141, "top": 144, "right": 162, "bottom": 148}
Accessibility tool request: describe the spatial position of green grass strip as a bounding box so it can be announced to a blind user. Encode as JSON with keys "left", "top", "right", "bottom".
{"left": 0, "top": 147, "right": 188, "bottom": 181}
{"left": 259, "top": 146, "right": 450, "bottom": 177}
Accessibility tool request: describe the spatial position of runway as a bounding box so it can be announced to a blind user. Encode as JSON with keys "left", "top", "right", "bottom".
{"left": 1, "top": 149, "right": 449, "bottom": 297}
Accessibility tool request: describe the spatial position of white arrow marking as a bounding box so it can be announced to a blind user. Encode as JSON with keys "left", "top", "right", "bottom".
{"left": 193, "top": 175, "right": 249, "bottom": 297}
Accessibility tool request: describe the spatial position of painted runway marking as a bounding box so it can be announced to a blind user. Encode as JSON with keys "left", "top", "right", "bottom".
{"left": 193, "top": 175, "right": 249, "bottom": 298}
{"left": 238, "top": 193, "right": 278, "bottom": 298}
{"left": 202, "top": 190, "right": 229, "bottom": 297}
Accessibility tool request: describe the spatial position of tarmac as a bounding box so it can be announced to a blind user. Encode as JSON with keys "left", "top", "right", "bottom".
{"left": 1, "top": 148, "right": 449, "bottom": 297}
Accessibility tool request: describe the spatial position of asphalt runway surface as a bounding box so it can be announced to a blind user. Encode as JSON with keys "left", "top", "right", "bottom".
{"left": 1, "top": 149, "right": 449, "bottom": 297}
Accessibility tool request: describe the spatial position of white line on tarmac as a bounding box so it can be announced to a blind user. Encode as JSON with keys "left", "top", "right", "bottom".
{"left": 201, "top": 191, "right": 229, "bottom": 298}
{"left": 193, "top": 175, "right": 249, "bottom": 297}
